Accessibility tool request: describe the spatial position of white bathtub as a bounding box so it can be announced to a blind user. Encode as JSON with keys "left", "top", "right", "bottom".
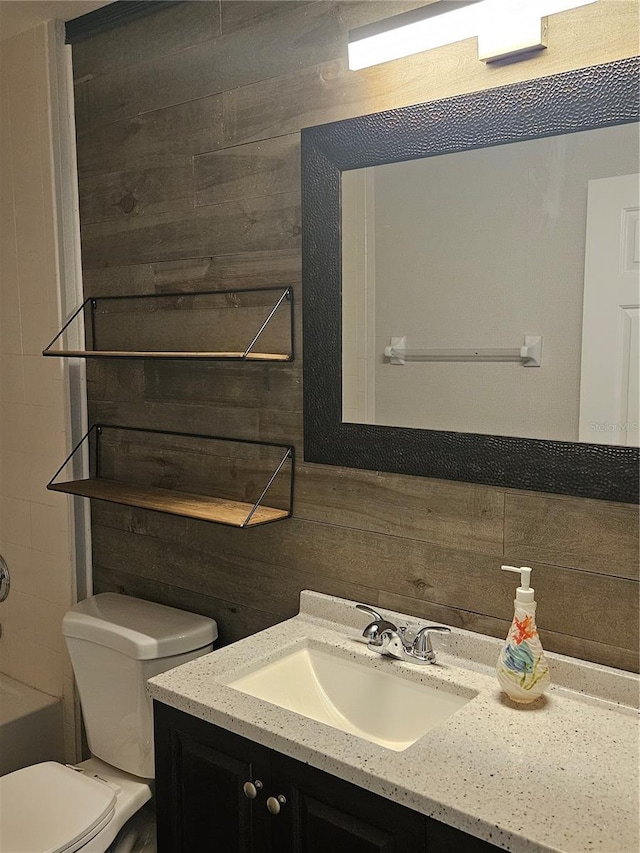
{"left": 0, "top": 673, "right": 64, "bottom": 775}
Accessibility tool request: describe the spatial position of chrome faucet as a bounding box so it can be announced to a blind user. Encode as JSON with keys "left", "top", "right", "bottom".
{"left": 355, "top": 604, "right": 451, "bottom": 665}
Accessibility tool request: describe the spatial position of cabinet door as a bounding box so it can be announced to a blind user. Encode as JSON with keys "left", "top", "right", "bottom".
{"left": 426, "top": 817, "right": 502, "bottom": 852}
{"left": 154, "top": 702, "right": 272, "bottom": 853}
{"left": 272, "top": 752, "right": 427, "bottom": 853}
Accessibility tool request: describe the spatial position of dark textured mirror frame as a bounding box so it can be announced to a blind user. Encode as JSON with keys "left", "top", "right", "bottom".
{"left": 301, "top": 56, "right": 640, "bottom": 504}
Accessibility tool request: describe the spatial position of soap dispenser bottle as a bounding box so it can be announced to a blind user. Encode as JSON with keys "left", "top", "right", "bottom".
{"left": 497, "top": 565, "right": 550, "bottom": 703}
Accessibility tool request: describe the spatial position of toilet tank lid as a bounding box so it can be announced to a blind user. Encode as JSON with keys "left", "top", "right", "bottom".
{"left": 62, "top": 593, "right": 218, "bottom": 660}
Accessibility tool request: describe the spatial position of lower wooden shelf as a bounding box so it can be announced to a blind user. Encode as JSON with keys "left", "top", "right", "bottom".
{"left": 45, "top": 350, "right": 291, "bottom": 361}
{"left": 49, "top": 479, "right": 290, "bottom": 527}
{"left": 48, "top": 425, "right": 294, "bottom": 528}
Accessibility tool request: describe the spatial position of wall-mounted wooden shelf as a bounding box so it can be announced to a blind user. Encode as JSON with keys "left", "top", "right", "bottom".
{"left": 43, "top": 286, "right": 294, "bottom": 362}
{"left": 48, "top": 426, "right": 294, "bottom": 528}
{"left": 46, "top": 350, "right": 292, "bottom": 361}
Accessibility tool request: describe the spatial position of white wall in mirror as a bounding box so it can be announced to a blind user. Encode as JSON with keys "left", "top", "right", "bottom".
{"left": 342, "top": 122, "right": 639, "bottom": 444}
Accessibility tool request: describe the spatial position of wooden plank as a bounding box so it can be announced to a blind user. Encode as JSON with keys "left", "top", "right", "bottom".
{"left": 93, "top": 429, "right": 292, "bottom": 509}
{"left": 195, "top": 250, "right": 301, "bottom": 291}
{"left": 92, "top": 524, "right": 378, "bottom": 621}
{"left": 90, "top": 502, "right": 638, "bottom": 669}
{"left": 194, "top": 134, "right": 300, "bottom": 207}
{"left": 87, "top": 288, "right": 292, "bottom": 313}
{"left": 84, "top": 404, "right": 301, "bottom": 473}
{"left": 85, "top": 360, "right": 146, "bottom": 403}
{"left": 73, "top": 2, "right": 222, "bottom": 83}
{"left": 181, "top": 517, "right": 638, "bottom": 652}
{"left": 92, "top": 565, "right": 278, "bottom": 647}
{"left": 224, "top": 57, "right": 357, "bottom": 148}
{"left": 295, "top": 463, "right": 504, "bottom": 554}
{"left": 78, "top": 163, "right": 193, "bottom": 225}
{"left": 257, "top": 408, "right": 304, "bottom": 448}
{"left": 90, "top": 496, "right": 637, "bottom": 663}
{"left": 379, "top": 592, "right": 512, "bottom": 641}
{"left": 49, "top": 478, "right": 289, "bottom": 527}
{"left": 73, "top": 2, "right": 352, "bottom": 132}
{"left": 49, "top": 289, "right": 293, "bottom": 357}
{"left": 91, "top": 499, "right": 188, "bottom": 540}
{"left": 76, "top": 95, "right": 223, "bottom": 177}
{"left": 87, "top": 294, "right": 292, "bottom": 355}
{"left": 504, "top": 492, "right": 639, "bottom": 579}
{"left": 220, "top": 1, "right": 314, "bottom": 34}
{"left": 143, "top": 360, "right": 302, "bottom": 412}
{"left": 379, "top": 591, "right": 639, "bottom": 673}
{"left": 224, "top": 3, "right": 640, "bottom": 147}
{"left": 220, "top": 0, "right": 427, "bottom": 37}
{"left": 223, "top": 53, "right": 490, "bottom": 147}
{"left": 74, "top": 0, "right": 436, "bottom": 130}
{"left": 81, "top": 251, "right": 301, "bottom": 299}
{"left": 87, "top": 400, "right": 261, "bottom": 442}
{"left": 334, "top": 1, "right": 437, "bottom": 30}
{"left": 74, "top": 43, "right": 225, "bottom": 132}
{"left": 80, "top": 192, "right": 300, "bottom": 268}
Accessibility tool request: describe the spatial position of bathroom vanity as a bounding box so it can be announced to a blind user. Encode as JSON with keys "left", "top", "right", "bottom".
{"left": 149, "top": 592, "right": 639, "bottom": 853}
{"left": 154, "top": 702, "right": 496, "bottom": 851}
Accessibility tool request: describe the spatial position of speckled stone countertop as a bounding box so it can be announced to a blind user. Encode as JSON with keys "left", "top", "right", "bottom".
{"left": 148, "top": 591, "right": 639, "bottom": 853}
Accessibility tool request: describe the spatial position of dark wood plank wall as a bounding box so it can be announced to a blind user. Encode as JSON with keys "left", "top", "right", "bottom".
{"left": 73, "top": 0, "right": 640, "bottom": 672}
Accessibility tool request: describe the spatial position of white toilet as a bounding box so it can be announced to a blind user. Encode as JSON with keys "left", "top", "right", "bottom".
{"left": 0, "top": 593, "right": 217, "bottom": 853}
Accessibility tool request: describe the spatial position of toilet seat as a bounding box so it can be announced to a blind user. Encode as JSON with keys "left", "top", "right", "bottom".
{"left": 0, "top": 761, "right": 116, "bottom": 853}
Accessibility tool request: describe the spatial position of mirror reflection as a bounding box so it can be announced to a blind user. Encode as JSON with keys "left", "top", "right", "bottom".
{"left": 342, "top": 122, "right": 639, "bottom": 446}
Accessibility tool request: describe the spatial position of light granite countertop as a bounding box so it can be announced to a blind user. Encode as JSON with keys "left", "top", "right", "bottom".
{"left": 148, "top": 591, "right": 639, "bottom": 853}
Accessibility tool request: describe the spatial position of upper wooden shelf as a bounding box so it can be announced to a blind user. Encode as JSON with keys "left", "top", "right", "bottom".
{"left": 43, "top": 286, "right": 294, "bottom": 362}
{"left": 48, "top": 425, "right": 294, "bottom": 528}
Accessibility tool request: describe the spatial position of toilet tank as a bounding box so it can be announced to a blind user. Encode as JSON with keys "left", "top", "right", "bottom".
{"left": 62, "top": 593, "right": 217, "bottom": 779}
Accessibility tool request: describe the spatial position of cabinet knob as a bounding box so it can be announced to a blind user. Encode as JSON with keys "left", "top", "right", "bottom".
{"left": 242, "top": 780, "right": 263, "bottom": 800}
{"left": 266, "top": 794, "right": 286, "bottom": 815}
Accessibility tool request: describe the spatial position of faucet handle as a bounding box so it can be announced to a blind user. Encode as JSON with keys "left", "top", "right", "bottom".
{"left": 412, "top": 626, "right": 451, "bottom": 662}
{"left": 355, "top": 604, "right": 398, "bottom": 646}
{"left": 355, "top": 604, "right": 383, "bottom": 621}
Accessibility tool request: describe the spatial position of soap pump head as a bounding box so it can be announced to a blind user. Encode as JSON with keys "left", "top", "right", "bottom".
{"left": 502, "top": 565, "right": 535, "bottom": 604}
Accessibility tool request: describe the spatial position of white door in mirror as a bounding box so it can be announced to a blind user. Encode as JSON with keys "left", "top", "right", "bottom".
{"left": 580, "top": 173, "right": 640, "bottom": 446}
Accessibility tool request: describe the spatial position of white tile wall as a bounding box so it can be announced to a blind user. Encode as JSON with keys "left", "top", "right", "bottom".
{"left": 0, "top": 22, "right": 75, "bottom": 759}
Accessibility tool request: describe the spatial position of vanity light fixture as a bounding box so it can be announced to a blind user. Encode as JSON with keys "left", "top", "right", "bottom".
{"left": 347, "top": 0, "right": 599, "bottom": 69}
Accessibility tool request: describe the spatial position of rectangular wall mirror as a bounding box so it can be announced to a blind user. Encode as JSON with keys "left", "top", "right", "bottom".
{"left": 302, "top": 57, "right": 639, "bottom": 503}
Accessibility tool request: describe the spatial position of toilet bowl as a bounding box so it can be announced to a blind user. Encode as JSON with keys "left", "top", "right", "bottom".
{"left": 0, "top": 594, "right": 217, "bottom": 853}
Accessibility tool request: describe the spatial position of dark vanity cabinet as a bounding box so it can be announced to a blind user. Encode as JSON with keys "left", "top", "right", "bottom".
{"left": 154, "top": 702, "right": 272, "bottom": 851}
{"left": 154, "top": 702, "right": 500, "bottom": 853}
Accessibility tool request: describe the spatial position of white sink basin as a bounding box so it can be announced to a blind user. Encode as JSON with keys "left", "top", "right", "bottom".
{"left": 229, "top": 642, "right": 475, "bottom": 751}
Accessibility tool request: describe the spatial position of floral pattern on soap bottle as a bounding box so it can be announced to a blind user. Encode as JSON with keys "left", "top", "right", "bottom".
{"left": 497, "top": 603, "right": 550, "bottom": 703}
